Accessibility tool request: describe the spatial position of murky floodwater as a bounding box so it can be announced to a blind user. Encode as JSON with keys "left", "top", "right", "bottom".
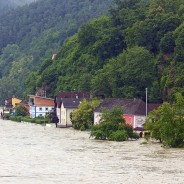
{"left": 0, "top": 120, "right": 184, "bottom": 184}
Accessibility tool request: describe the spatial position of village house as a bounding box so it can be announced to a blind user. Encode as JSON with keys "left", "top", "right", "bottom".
{"left": 28, "top": 95, "right": 54, "bottom": 118}
{"left": 57, "top": 98, "right": 83, "bottom": 127}
{"left": 94, "top": 98, "right": 161, "bottom": 134}
{"left": 55, "top": 91, "right": 90, "bottom": 127}
{"left": 4, "top": 97, "right": 22, "bottom": 113}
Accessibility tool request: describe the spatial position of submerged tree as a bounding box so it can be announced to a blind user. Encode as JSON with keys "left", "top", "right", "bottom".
{"left": 145, "top": 93, "right": 184, "bottom": 147}
{"left": 71, "top": 99, "right": 101, "bottom": 131}
{"left": 90, "top": 106, "right": 139, "bottom": 141}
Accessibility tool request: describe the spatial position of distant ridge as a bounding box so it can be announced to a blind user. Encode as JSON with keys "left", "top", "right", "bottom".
{"left": 0, "top": 0, "right": 37, "bottom": 15}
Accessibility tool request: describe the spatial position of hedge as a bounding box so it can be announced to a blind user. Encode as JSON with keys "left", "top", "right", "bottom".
{"left": 9, "top": 116, "right": 49, "bottom": 124}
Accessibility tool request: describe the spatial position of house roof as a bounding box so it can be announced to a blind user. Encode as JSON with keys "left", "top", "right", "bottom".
{"left": 94, "top": 98, "right": 161, "bottom": 116}
{"left": 147, "top": 103, "right": 161, "bottom": 112}
{"left": 55, "top": 92, "right": 90, "bottom": 108}
{"left": 15, "top": 100, "right": 28, "bottom": 105}
{"left": 62, "top": 98, "right": 82, "bottom": 108}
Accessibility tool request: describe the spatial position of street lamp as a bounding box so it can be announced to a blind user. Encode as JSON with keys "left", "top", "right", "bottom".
{"left": 146, "top": 88, "right": 148, "bottom": 118}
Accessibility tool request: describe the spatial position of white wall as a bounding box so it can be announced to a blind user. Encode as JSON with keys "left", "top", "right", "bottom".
{"left": 134, "top": 115, "right": 146, "bottom": 128}
{"left": 59, "top": 104, "right": 75, "bottom": 126}
{"left": 29, "top": 106, "right": 54, "bottom": 118}
{"left": 66, "top": 108, "right": 75, "bottom": 126}
{"left": 94, "top": 112, "right": 102, "bottom": 125}
{"left": 60, "top": 104, "right": 67, "bottom": 125}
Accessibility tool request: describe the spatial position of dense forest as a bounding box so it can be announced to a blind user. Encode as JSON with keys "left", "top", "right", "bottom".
{"left": 26, "top": 0, "right": 184, "bottom": 103}
{"left": 0, "top": 0, "right": 36, "bottom": 15}
{"left": 0, "top": 0, "right": 113, "bottom": 103}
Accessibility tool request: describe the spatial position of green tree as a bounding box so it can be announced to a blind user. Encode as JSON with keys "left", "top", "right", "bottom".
{"left": 91, "top": 46, "right": 157, "bottom": 99}
{"left": 145, "top": 93, "right": 184, "bottom": 147}
{"left": 71, "top": 99, "right": 101, "bottom": 130}
{"left": 160, "top": 32, "right": 175, "bottom": 54}
{"left": 90, "top": 106, "right": 139, "bottom": 141}
{"left": 174, "top": 23, "right": 184, "bottom": 62}
{"left": 14, "top": 105, "right": 28, "bottom": 117}
{"left": 100, "top": 106, "right": 125, "bottom": 124}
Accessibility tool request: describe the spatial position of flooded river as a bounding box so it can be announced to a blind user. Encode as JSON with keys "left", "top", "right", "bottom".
{"left": 0, "top": 120, "right": 184, "bottom": 184}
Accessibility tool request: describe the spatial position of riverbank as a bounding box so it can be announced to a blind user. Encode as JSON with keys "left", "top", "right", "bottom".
{"left": 0, "top": 119, "right": 184, "bottom": 184}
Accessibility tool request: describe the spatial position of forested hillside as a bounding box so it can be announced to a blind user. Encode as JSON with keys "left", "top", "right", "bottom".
{"left": 0, "top": 0, "right": 36, "bottom": 15}
{"left": 26, "top": 0, "right": 184, "bottom": 102}
{"left": 0, "top": 0, "right": 113, "bottom": 103}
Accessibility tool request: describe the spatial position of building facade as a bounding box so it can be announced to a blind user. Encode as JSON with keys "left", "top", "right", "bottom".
{"left": 4, "top": 97, "right": 22, "bottom": 112}
{"left": 56, "top": 98, "right": 82, "bottom": 127}
{"left": 94, "top": 98, "right": 161, "bottom": 131}
{"left": 28, "top": 95, "right": 54, "bottom": 118}
{"left": 55, "top": 91, "right": 90, "bottom": 127}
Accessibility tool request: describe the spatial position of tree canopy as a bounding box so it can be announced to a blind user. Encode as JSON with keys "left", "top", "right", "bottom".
{"left": 90, "top": 106, "right": 139, "bottom": 141}
{"left": 0, "top": 0, "right": 113, "bottom": 102}
{"left": 1, "top": 0, "right": 184, "bottom": 103}
{"left": 145, "top": 93, "right": 184, "bottom": 148}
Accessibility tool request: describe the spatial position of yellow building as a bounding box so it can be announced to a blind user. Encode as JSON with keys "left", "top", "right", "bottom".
{"left": 5, "top": 97, "right": 22, "bottom": 110}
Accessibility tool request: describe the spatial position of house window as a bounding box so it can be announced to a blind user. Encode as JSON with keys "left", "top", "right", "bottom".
{"left": 39, "top": 107, "right": 42, "bottom": 111}
{"left": 46, "top": 107, "right": 48, "bottom": 111}
{"left": 39, "top": 114, "right": 43, "bottom": 117}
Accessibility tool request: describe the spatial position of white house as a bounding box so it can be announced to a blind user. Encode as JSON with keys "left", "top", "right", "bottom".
{"left": 28, "top": 95, "right": 54, "bottom": 118}
{"left": 54, "top": 92, "right": 90, "bottom": 127}
{"left": 56, "top": 98, "right": 82, "bottom": 127}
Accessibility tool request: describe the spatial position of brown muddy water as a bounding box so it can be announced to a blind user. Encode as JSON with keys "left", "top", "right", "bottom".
{"left": 0, "top": 120, "right": 184, "bottom": 184}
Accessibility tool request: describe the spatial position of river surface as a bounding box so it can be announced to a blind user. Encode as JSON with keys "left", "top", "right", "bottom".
{"left": 0, "top": 120, "right": 184, "bottom": 184}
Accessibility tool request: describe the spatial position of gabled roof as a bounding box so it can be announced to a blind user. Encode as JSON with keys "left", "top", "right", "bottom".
{"left": 62, "top": 98, "right": 82, "bottom": 109}
{"left": 15, "top": 100, "right": 28, "bottom": 105}
{"left": 147, "top": 103, "right": 161, "bottom": 112}
{"left": 94, "top": 98, "right": 162, "bottom": 116}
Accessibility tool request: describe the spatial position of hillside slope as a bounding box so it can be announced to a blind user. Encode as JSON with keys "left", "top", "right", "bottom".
{"left": 0, "top": 0, "right": 36, "bottom": 15}
{"left": 0, "top": 0, "right": 113, "bottom": 103}
{"left": 27, "top": 0, "right": 184, "bottom": 102}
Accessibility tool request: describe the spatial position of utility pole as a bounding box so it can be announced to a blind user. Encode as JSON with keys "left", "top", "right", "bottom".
{"left": 146, "top": 88, "right": 148, "bottom": 118}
